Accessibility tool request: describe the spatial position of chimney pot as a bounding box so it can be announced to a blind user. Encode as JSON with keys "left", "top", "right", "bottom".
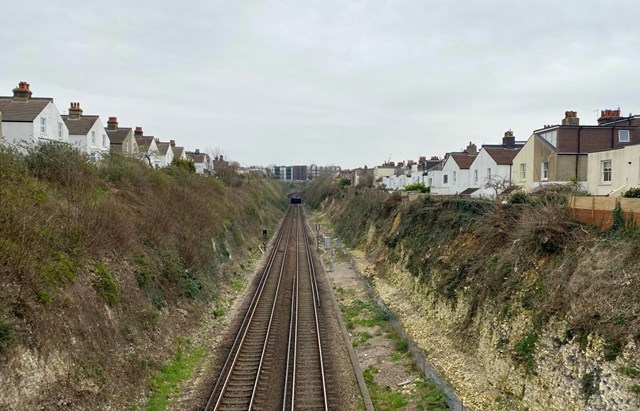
{"left": 170, "top": 139, "right": 175, "bottom": 146}
{"left": 12, "top": 81, "right": 33, "bottom": 101}
{"left": 107, "top": 116, "right": 119, "bottom": 130}
{"left": 134, "top": 127, "right": 143, "bottom": 136}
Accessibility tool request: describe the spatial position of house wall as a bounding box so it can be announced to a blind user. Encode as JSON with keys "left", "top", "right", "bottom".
{"left": 2, "top": 122, "right": 33, "bottom": 147}
{"left": 32, "top": 102, "right": 69, "bottom": 144}
{"left": 433, "top": 157, "right": 471, "bottom": 195}
{"left": 469, "top": 150, "right": 513, "bottom": 198}
{"left": 69, "top": 119, "right": 110, "bottom": 160}
{"left": 587, "top": 145, "right": 640, "bottom": 196}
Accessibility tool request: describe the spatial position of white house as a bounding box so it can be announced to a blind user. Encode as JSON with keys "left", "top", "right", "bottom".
{"left": 587, "top": 144, "right": 640, "bottom": 196}
{"left": 62, "top": 102, "right": 110, "bottom": 161}
{"left": 0, "top": 82, "right": 69, "bottom": 148}
{"left": 186, "top": 149, "right": 213, "bottom": 175}
{"left": 156, "top": 141, "right": 174, "bottom": 167}
{"left": 431, "top": 142, "right": 478, "bottom": 195}
{"left": 133, "top": 127, "right": 160, "bottom": 167}
{"left": 170, "top": 140, "right": 187, "bottom": 161}
{"left": 467, "top": 132, "right": 523, "bottom": 198}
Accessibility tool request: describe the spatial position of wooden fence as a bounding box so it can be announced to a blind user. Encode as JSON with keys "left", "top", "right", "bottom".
{"left": 569, "top": 196, "right": 640, "bottom": 229}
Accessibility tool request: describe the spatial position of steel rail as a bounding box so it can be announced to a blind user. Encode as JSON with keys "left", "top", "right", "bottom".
{"left": 204, "top": 206, "right": 294, "bottom": 411}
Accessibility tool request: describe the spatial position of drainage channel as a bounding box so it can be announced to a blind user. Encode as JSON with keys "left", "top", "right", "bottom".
{"left": 338, "top": 245, "right": 467, "bottom": 411}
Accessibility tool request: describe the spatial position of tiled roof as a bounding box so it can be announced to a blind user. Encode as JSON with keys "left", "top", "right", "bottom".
{"left": 106, "top": 127, "right": 132, "bottom": 144}
{"left": 459, "top": 187, "right": 479, "bottom": 195}
{"left": 136, "top": 137, "right": 154, "bottom": 151}
{"left": 450, "top": 153, "right": 476, "bottom": 169}
{"left": 186, "top": 152, "right": 207, "bottom": 163}
{"left": 61, "top": 115, "right": 99, "bottom": 135}
{"left": 156, "top": 142, "right": 171, "bottom": 156}
{"left": 0, "top": 97, "right": 52, "bottom": 121}
{"left": 484, "top": 147, "right": 520, "bottom": 165}
{"left": 172, "top": 146, "right": 185, "bottom": 157}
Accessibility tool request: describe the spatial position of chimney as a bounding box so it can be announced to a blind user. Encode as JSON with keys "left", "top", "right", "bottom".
{"left": 107, "top": 116, "right": 118, "bottom": 130}
{"left": 154, "top": 138, "right": 160, "bottom": 143}
{"left": 195, "top": 149, "right": 200, "bottom": 154}
{"left": 466, "top": 142, "right": 478, "bottom": 155}
{"left": 170, "top": 139, "right": 176, "bottom": 146}
{"left": 502, "top": 130, "right": 516, "bottom": 148}
{"left": 430, "top": 156, "right": 439, "bottom": 160}
{"left": 12, "top": 81, "right": 32, "bottom": 102}
{"left": 561, "top": 110, "right": 579, "bottom": 126}
{"left": 134, "top": 127, "right": 143, "bottom": 136}
{"left": 598, "top": 108, "right": 623, "bottom": 125}
{"left": 68, "top": 102, "right": 83, "bottom": 119}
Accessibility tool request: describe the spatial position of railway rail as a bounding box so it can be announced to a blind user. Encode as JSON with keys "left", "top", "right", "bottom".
{"left": 205, "top": 205, "right": 329, "bottom": 410}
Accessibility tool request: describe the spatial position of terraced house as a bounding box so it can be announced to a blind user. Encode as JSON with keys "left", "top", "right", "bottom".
{"left": 0, "top": 82, "right": 68, "bottom": 148}
{"left": 512, "top": 110, "right": 640, "bottom": 190}
{"left": 62, "top": 102, "right": 110, "bottom": 161}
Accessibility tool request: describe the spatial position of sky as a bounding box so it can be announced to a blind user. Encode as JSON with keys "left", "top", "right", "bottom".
{"left": 2, "top": 1, "right": 640, "bottom": 169}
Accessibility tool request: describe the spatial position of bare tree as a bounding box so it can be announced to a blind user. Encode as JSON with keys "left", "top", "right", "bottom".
{"left": 484, "top": 175, "right": 513, "bottom": 200}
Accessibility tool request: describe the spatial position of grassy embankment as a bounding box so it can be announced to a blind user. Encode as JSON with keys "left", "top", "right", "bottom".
{"left": 305, "top": 176, "right": 640, "bottom": 391}
{"left": 0, "top": 143, "right": 285, "bottom": 409}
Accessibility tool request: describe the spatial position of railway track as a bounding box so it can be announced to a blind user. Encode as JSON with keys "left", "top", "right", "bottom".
{"left": 205, "top": 205, "right": 329, "bottom": 410}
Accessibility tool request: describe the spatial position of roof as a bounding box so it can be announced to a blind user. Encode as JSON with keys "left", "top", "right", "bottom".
{"left": 156, "top": 142, "right": 171, "bottom": 156}
{"left": 186, "top": 152, "right": 207, "bottom": 163}
{"left": 172, "top": 146, "right": 185, "bottom": 157}
{"left": 136, "top": 137, "right": 155, "bottom": 151}
{"left": 61, "top": 115, "right": 99, "bottom": 135}
{"left": 449, "top": 153, "right": 476, "bottom": 169}
{"left": 106, "top": 127, "right": 132, "bottom": 144}
{"left": 459, "top": 187, "right": 479, "bottom": 196}
{"left": 0, "top": 97, "right": 52, "bottom": 122}
{"left": 483, "top": 147, "right": 520, "bottom": 165}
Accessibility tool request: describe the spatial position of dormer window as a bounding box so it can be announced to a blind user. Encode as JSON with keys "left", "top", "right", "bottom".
{"left": 619, "top": 130, "right": 630, "bottom": 143}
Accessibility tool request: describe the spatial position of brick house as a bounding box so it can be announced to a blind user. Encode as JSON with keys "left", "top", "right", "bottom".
{"left": 511, "top": 110, "right": 640, "bottom": 190}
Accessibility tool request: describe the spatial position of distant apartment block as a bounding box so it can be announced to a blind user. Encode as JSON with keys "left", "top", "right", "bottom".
{"left": 271, "top": 164, "right": 341, "bottom": 181}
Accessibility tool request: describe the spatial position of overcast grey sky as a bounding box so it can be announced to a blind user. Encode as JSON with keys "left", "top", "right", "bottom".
{"left": 2, "top": 1, "right": 639, "bottom": 168}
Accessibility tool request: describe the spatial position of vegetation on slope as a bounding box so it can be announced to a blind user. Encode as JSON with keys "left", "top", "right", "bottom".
{"left": 0, "top": 143, "right": 285, "bottom": 408}
{"left": 305, "top": 178, "right": 640, "bottom": 370}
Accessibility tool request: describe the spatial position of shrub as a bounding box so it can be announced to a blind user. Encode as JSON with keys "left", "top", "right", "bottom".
{"left": 337, "top": 177, "right": 351, "bottom": 187}
{"left": 170, "top": 158, "right": 196, "bottom": 173}
{"left": 24, "top": 142, "right": 96, "bottom": 187}
{"left": 611, "top": 202, "right": 625, "bottom": 232}
{"left": 91, "top": 262, "right": 120, "bottom": 306}
{"left": 623, "top": 187, "right": 640, "bottom": 198}
{"left": 403, "top": 182, "right": 429, "bottom": 193}
{"left": 582, "top": 372, "right": 596, "bottom": 398}
{"left": 514, "top": 332, "right": 538, "bottom": 373}
{"left": 508, "top": 190, "right": 531, "bottom": 204}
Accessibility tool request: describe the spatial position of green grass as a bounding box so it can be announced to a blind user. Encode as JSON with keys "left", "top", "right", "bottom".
{"left": 231, "top": 279, "right": 244, "bottom": 292}
{"left": 363, "top": 364, "right": 408, "bottom": 409}
{"left": 144, "top": 340, "right": 204, "bottom": 411}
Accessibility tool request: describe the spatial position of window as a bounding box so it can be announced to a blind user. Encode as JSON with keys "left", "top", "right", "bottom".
{"left": 443, "top": 174, "right": 448, "bottom": 184}
{"left": 602, "top": 160, "right": 612, "bottom": 183}
{"left": 487, "top": 168, "right": 492, "bottom": 178}
{"left": 91, "top": 131, "right": 96, "bottom": 145}
{"left": 541, "top": 161, "right": 549, "bottom": 180}
{"left": 102, "top": 134, "right": 107, "bottom": 147}
{"left": 40, "top": 117, "right": 46, "bottom": 133}
{"left": 428, "top": 177, "right": 432, "bottom": 186}
{"left": 474, "top": 170, "right": 478, "bottom": 183}
{"left": 453, "top": 171, "right": 457, "bottom": 183}
{"left": 58, "top": 122, "right": 63, "bottom": 138}
{"left": 619, "top": 130, "right": 630, "bottom": 143}
{"left": 520, "top": 163, "right": 526, "bottom": 179}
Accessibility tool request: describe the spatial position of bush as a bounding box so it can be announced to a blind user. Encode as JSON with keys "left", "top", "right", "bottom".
{"left": 403, "top": 182, "right": 429, "bottom": 193}
{"left": 623, "top": 187, "right": 640, "bottom": 198}
{"left": 24, "top": 142, "right": 96, "bottom": 187}
{"left": 514, "top": 332, "right": 538, "bottom": 373}
{"left": 91, "top": 262, "right": 120, "bottom": 306}
{"left": 170, "top": 158, "right": 196, "bottom": 173}
{"left": 582, "top": 372, "right": 596, "bottom": 398}
{"left": 508, "top": 190, "right": 531, "bottom": 204}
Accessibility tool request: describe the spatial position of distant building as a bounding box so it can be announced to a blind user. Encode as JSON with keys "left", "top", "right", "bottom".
{"left": 106, "top": 116, "right": 138, "bottom": 155}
